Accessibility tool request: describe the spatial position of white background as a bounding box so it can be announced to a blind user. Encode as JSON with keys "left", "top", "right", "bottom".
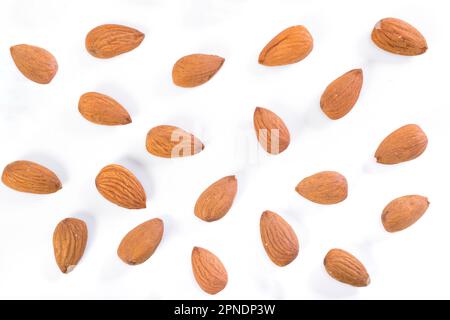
{"left": 0, "top": 0, "right": 448, "bottom": 300}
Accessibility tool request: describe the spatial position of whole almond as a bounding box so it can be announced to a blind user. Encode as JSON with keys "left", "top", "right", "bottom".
{"left": 375, "top": 124, "right": 428, "bottom": 164}
{"left": 371, "top": 18, "right": 427, "bottom": 56}
{"left": 172, "top": 54, "right": 224, "bottom": 88}
{"left": 260, "top": 210, "right": 299, "bottom": 266}
{"left": 2, "top": 160, "right": 62, "bottom": 194}
{"left": 10, "top": 44, "right": 58, "bottom": 84}
{"left": 192, "top": 247, "right": 228, "bottom": 295}
{"left": 53, "top": 218, "right": 88, "bottom": 274}
{"left": 320, "top": 69, "right": 363, "bottom": 120}
{"left": 85, "top": 24, "right": 144, "bottom": 58}
{"left": 194, "top": 176, "right": 237, "bottom": 222}
{"left": 258, "top": 25, "right": 313, "bottom": 66}
{"left": 146, "top": 125, "right": 204, "bottom": 158}
{"left": 254, "top": 107, "right": 290, "bottom": 154}
{"left": 78, "top": 92, "right": 132, "bottom": 125}
{"left": 117, "top": 218, "right": 164, "bottom": 265}
{"left": 295, "top": 171, "right": 348, "bottom": 205}
{"left": 382, "top": 195, "right": 429, "bottom": 232}
{"left": 324, "top": 249, "right": 370, "bottom": 287}
{"left": 95, "top": 164, "right": 146, "bottom": 209}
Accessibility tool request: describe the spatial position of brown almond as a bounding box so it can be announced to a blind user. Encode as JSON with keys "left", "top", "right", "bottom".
{"left": 85, "top": 24, "right": 144, "bottom": 58}
{"left": 78, "top": 92, "right": 132, "bottom": 125}
{"left": 324, "top": 249, "right": 370, "bottom": 287}
{"left": 2, "top": 160, "right": 62, "bottom": 194}
{"left": 258, "top": 25, "right": 313, "bottom": 66}
{"left": 260, "top": 210, "right": 299, "bottom": 266}
{"left": 194, "top": 176, "right": 237, "bottom": 222}
{"left": 375, "top": 124, "right": 428, "bottom": 164}
{"left": 295, "top": 171, "right": 348, "bottom": 205}
{"left": 146, "top": 125, "right": 204, "bottom": 158}
{"left": 192, "top": 247, "right": 228, "bottom": 295}
{"left": 117, "top": 218, "right": 164, "bottom": 265}
{"left": 53, "top": 218, "right": 88, "bottom": 274}
{"left": 172, "top": 54, "right": 224, "bottom": 88}
{"left": 10, "top": 44, "right": 58, "bottom": 84}
{"left": 95, "top": 164, "right": 146, "bottom": 209}
{"left": 371, "top": 18, "right": 427, "bottom": 56}
{"left": 254, "top": 107, "right": 290, "bottom": 154}
{"left": 382, "top": 195, "right": 429, "bottom": 232}
{"left": 320, "top": 69, "right": 363, "bottom": 120}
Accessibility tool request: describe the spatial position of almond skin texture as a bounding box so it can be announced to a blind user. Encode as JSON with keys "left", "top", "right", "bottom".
{"left": 95, "top": 164, "right": 146, "bottom": 209}
{"left": 2, "top": 160, "right": 62, "bottom": 194}
{"left": 192, "top": 247, "right": 228, "bottom": 295}
{"left": 85, "top": 24, "right": 144, "bottom": 58}
{"left": 260, "top": 210, "right": 299, "bottom": 267}
{"left": 53, "top": 218, "right": 88, "bottom": 274}
{"left": 117, "top": 218, "right": 164, "bottom": 265}
{"left": 172, "top": 54, "right": 224, "bottom": 88}
{"left": 295, "top": 171, "right": 348, "bottom": 205}
{"left": 382, "top": 195, "right": 429, "bottom": 232}
{"left": 194, "top": 176, "right": 237, "bottom": 222}
{"left": 78, "top": 92, "right": 131, "bottom": 125}
{"left": 320, "top": 69, "right": 363, "bottom": 120}
{"left": 375, "top": 124, "right": 428, "bottom": 164}
{"left": 324, "top": 249, "right": 370, "bottom": 287}
{"left": 371, "top": 18, "right": 427, "bottom": 56}
{"left": 10, "top": 44, "right": 58, "bottom": 84}
{"left": 259, "top": 25, "right": 313, "bottom": 66}
{"left": 146, "top": 125, "right": 204, "bottom": 158}
{"left": 254, "top": 107, "right": 290, "bottom": 154}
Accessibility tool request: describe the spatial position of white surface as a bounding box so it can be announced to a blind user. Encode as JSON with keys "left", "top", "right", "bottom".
{"left": 0, "top": 0, "right": 448, "bottom": 300}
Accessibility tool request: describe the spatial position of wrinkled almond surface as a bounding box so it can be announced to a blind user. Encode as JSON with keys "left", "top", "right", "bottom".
{"left": 324, "top": 249, "right": 370, "bottom": 287}
{"left": 78, "top": 92, "right": 132, "bottom": 125}
{"left": 295, "top": 171, "right": 348, "bottom": 205}
{"left": 192, "top": 247, "right": 228, "bottom": 295}
{"left": 172, "top": 54, "right": 224, "bottom": 88}
{"left": 382, "top": 195, "right": 429, "bottom": 232}
{"left": 254, "top": 107, "right": 290, "bottom": 154}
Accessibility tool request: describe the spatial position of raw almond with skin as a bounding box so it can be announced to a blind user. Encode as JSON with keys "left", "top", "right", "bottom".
{"left": 195, "top": 176, "right": 237, "bottom": 222}
{"left": 321, "top": 69, "right": 363, "bottom": 120}
{"left": 172, "top": 54, "right": 224, "bottom": 88}
{"left": 324, "top": 249, "right": 370, "bottom": 287}
{"left": 260, "top": 210, "right": 299, "bottom": 266}
{"left": 375, "top": 124, "right": 428, "bottom": 164}
{"left": 117, "top": 218, "right": 164, "bottom": 265}
{"left": 95, "top": 164, "right": 146, "bottom": 209}
{"left": 382, "top": 195, "right": 429, "bottom": 232}
{"left": 2, "top": 160, "right": 62, "bottom": 194}
{"left": 146, "top": 125, "right": 204, "bottom": 158}
{"left": 254, "top": 107, "right": 290, "bottom": 154}
{"left": 192, "top": 247, "right": 228, "bottom": 295}
{"left": 10, "top": 44, "right": 58, "bottom": 84}
{"left": 53, "top": 218, "right": 88, "bottom": 274}
{"left": 85, "top": 24, "right": 144, "bottom": 58}
{"left": 78, "top": 92, "right": 132, "bottom": 125}
{"left": 295, "top": 171, "right": 348, "bottom": 205}
{"left": 371, "top": 18, "right": 427, "bottom": 56}
{"left": 259, "top": 25, "right": 313, "bottom": 66}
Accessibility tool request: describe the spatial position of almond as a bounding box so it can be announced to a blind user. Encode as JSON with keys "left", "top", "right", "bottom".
{"left": 320, "top": 69, "right": 363, "bottom": 120}
{"left": 258, "top": 25, "right": 313, "bottom": 66}
{"left": 375, "top": 124, "right": 428, "bottom": 164}
{"left": 371, "top": 18, "right": 427, "bottom": 56}
{"left": 78, "top": 92, "right": 131, "bottom": 125}
{"left": 53, "top": 218, "right": 88, "bottom": 274}
{"left": 172, "top": 54, "right": 224, "bottom": 88}
{"left": 117, "top": 218, "right": 164, "bottom": 265}
{"left": 382, "top": 195, "right": 429, "bottom": 232}
{"left": 95, "top": 164, "right": 146, "bottom": 209}
{"left": 295, "top": 171, "right": 348, "bottom": 205}
{"left": 254, "top": 107, "right": 290, "bottom": 154}
{"left": 324, "top": 249, "right": 370, "bottom": 287}
{"left": 146, "top": 125, "right": 204, "bottom": 158}
{"left": 194, "top": 176, "right": 237, "bottom": 222}
{"left": 85, "top": 24, "right": 144, "bottom": 58}
{"left": 2, "top": 160, "right": 62, "bottom": 194}
{"left": 10, "top": 44, "right": 58, "bottom": 84}
{"left": 260, "top": 210, "right": 299, "bottom": 266}
{"left": 192, "top": 247, "right": 228, "bottom": 295}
